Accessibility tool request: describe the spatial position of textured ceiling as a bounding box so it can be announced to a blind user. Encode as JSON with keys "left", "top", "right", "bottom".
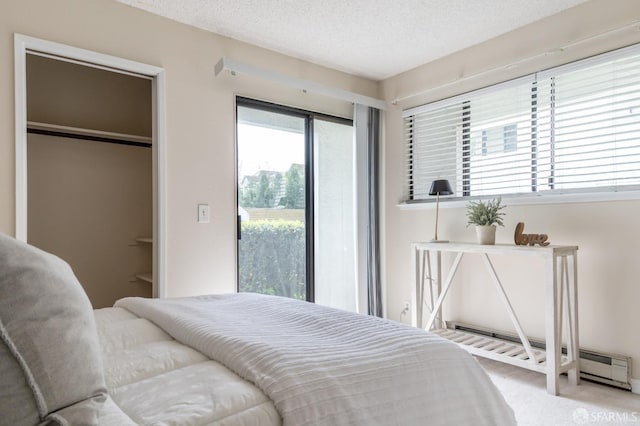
{"left": 114, "top": 0, "right": 590, "bottom": 80}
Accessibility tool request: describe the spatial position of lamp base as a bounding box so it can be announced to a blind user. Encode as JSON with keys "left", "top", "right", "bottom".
{"left": 429, "top": 239, "right": 449, "bottom": 243}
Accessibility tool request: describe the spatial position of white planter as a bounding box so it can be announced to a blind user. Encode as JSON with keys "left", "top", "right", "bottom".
{"left": 475, "top": 225, "right": 496, "bottom": 245}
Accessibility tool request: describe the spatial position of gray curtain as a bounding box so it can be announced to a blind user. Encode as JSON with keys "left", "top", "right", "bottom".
{"left": 354, "top": 104, "right": 382, "bottom": 317}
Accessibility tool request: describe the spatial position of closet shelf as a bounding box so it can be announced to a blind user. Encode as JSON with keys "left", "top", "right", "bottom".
{"left": 27, "top": 121, "right": 152, "bottom": 145}
{"left": 135, "top": 273, "right": 153, "bottom": 284}
{"left": 134, "top": 237, "right": 152, "bottom": 285}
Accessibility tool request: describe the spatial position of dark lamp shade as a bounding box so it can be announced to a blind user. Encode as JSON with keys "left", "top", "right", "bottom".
{"left": 429, "top": 179, "right": 453, "bottom": 196}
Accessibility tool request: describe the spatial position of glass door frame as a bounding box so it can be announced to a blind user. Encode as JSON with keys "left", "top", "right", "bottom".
{"left": 235, "top": 97, "right": 352, "bottom": 303}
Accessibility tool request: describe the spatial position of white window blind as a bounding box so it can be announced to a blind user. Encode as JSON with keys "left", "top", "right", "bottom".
{"left": 404, "top": 43, "right": 640, "bottom": 202}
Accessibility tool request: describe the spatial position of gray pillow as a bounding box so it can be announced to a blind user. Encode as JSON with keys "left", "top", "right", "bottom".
{"left": 0, "top": 233, "right": 107, "bottom": 425}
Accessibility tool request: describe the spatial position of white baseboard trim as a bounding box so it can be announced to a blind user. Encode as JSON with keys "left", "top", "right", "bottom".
{"left": 631, "top": 378, "right": 640, "bottom": 394}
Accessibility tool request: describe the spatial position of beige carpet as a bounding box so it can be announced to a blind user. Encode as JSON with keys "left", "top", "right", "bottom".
{"left": 479, "top": 357, "right": 640, "bottom": 426}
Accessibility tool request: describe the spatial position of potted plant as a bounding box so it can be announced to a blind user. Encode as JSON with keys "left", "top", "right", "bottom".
{"left": 466, "top": 197, "right": 505, "bottom": 245}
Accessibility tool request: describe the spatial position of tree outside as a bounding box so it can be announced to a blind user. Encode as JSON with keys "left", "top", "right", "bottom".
{"left": 239, "top": 165, "right": 304, "bottom": 209}
{"left": 279, "top": 165, "right": 305, "bottom": 209}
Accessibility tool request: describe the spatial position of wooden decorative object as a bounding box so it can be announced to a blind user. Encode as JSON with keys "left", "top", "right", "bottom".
{"left": 514, "top": 222, "right": 550, "bottom": 246}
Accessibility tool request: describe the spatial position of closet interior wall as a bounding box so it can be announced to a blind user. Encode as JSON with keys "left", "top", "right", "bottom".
{"left": 26, "top": 53, "right": 153, "bottom": 308}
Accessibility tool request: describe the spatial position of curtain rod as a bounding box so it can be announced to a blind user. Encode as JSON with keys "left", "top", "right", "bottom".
{"left": 392, "top": 20, "right": 640, "bottom": 105}
{"left": 215, "top": 57, "right": 387, "bottom": 110}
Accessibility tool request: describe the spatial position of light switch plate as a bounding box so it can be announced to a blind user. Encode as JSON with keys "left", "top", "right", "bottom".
{"left": 198, "top": 204, "right": 210, "bottom": 223}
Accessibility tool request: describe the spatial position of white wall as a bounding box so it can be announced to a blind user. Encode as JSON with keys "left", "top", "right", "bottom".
{"left": 0, "top": 0, "right": 378, "bottom": 297}
{"left": 381, "top": 0, "right": 640, "bottom": 381}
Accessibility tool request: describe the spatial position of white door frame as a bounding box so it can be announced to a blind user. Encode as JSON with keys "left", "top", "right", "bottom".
{"left": 14, "top": 34, "right": 167, "bottom": 298}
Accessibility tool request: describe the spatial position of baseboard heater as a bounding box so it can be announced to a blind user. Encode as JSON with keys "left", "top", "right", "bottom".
{"left": 447, "top": 322, "right": 632, "bottom": 391}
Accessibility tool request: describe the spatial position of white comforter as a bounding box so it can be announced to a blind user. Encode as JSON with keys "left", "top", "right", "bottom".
{"left": 115, "top": 293, "right": 515, "bottom": 426}
{"left": 95, "top": 306, "right": 280, "bottom": 425}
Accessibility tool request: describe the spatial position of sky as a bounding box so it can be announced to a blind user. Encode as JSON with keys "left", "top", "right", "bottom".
{"left": 237, "top": 123, "right": 305, "bottom": 179}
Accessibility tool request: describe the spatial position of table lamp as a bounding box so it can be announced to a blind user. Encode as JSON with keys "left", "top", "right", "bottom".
{"left": 429, "top": 179, "right": 453, "bottom": 242}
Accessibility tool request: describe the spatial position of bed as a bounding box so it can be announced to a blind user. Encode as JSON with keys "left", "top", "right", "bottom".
{"left": 0, "top": 233, "right": 516, "bottom": 425}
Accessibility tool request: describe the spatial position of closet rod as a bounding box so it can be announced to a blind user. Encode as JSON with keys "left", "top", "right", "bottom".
{"left": 27, "top": 121, "right": 152, "bottom": 148}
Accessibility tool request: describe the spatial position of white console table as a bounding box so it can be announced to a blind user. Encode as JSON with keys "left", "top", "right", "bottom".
{"left": 410, "top": 242, "right": 579, "bottom": 395}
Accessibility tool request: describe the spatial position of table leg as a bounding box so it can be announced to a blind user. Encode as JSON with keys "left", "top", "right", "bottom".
{"left": 433, "top": 251, "right": 441, "bottom": 329}
{"left": 425, "top": 252, "right": 463, "bottom": 331}
{"left": 481, "top": 254, "right": 538, "bottom": 363}
{"left": 568, "top": 253, "right": 580, "bottom": 385}
{"left": 411, "top": 245, "right": 420, "bottom": 327}
{"left": 545, "top": 254, "right": 560, "bottom": 395}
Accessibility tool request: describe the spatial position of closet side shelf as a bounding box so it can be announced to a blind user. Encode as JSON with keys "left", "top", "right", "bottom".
{"left": 135, "top": 273, "right": 153, "bottom": 284}
{"left": 134, "top": 237, "right": 152, "bottom": 284}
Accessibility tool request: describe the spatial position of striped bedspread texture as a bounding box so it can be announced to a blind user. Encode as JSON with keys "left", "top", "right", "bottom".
{"left": 115, "top": 293, "right": 515, "bottom": 426}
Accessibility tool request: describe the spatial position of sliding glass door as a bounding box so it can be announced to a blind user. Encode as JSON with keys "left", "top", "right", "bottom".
{"left": 236, "top": 98, "right": 356, "bottom": 310}
{"left": 313, "top": 118, "right": 357, "bottom": 312}
{"left": 237, "top": 102, "right": 308, "bottom": 300}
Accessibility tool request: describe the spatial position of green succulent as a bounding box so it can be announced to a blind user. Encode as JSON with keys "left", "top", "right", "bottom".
{"left": 466, "top": 197, "right": 505, "bottom": 227}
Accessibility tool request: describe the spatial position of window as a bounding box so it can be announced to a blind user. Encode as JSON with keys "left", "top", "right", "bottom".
{"left": 404, "top": 43, "right": 640, "bottom": 202}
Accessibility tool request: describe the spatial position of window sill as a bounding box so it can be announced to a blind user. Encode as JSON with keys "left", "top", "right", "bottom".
{"left": 397, "top": 190, "right": 640, "bottom": 210}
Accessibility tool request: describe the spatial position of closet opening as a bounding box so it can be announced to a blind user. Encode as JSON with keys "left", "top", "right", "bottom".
{"left": 15, "top": 34, "right": 166, "bottom": 307}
